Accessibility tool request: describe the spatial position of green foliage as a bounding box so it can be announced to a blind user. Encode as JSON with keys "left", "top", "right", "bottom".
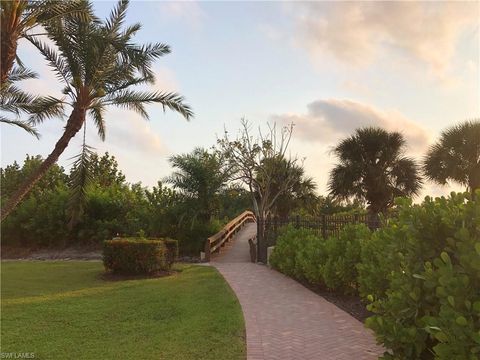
{"left": 1, "top": 153, "right": 244, "bottom": 256}
{"left": 270, "top": 224, "right": 370, "bottom": 294}
{"left": 175, "top": 218, "right": 224, "bottom": 255}
{"left": 328, "top": 127, "right": 423, "bottom": 213}
{"left": 103, "top": 238, "right": 170, "bottom": 274}
{"left": 1, "top": 155, "right": 70, "bottom": 247}
{"left": 323, "top": 224, "right": 370, "bottom": 294}
{"left": 167, "top": 147, "right": 230, "bottom": 222}
{"left": 269, "top": 226, "right": 321, "bottom": 279}
{"left": 424, "top": 119, "right": 480, "bottom": 192}
{"left": 363, "top": 192, "right": 480, "bottom": 360}
{"left": 160, "top": 238, "right": 179, "bottom": 267}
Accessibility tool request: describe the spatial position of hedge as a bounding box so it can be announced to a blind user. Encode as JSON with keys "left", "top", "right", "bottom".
{"left": 103, "top": 238, "right": 178, "bottom": 274}
{"left": 362, "top": 193, "right": 480, "bottom": 360}
{"left": 154, "top": 238, "right": 178, "bottom": 268}
{"left": 270, "top": 192, "right": 480, "bottom": 360}
{"left": 269, "top": 224, "right": 369, "bottom": 294}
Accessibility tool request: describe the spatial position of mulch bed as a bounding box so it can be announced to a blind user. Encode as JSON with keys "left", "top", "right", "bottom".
{"left": 299, "top": 280, "right": 372, "bottom": 322}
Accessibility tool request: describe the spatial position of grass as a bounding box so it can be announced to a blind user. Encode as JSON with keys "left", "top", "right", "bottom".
{"left": 1, "top": 261, "right": 245, "bottom": 360}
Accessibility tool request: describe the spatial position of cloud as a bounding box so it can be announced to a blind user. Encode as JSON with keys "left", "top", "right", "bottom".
{"left": 153, "top": 66, "right": 179, "bottom": 93}
{"left": 156, "top": 1, "right": 206, "bottom": 29}
{"left": 100, "top": 110, "right": 167, "bottom": 155}
{"left": 271, "top": 99, "right": 431, "bottom": 154}
{"left": 291, "top": 2, "right": 478, "bottom": 75}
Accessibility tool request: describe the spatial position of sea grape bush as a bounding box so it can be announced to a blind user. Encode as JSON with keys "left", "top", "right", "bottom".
{"left": 322, "top": 224, "right": 369, "bottom": 294}
{"left": 364, "top": 192, "right": 480, "bottom": 359}
{"left": 270, "top": 192, "right": 480, "bottom": 359}
{"left": 269, "top": 224, "right": 369, "bottom": 294}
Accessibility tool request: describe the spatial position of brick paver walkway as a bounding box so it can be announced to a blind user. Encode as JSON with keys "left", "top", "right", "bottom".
{"left": 211, "top": 223, "right": 383, "bottom": 360}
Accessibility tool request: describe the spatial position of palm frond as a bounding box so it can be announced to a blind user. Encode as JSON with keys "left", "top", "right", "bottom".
{"left": 7, "top": 66, "right": 38, "bottom": 82}
{"left": 89, "top": 105, "right": 106, "bottom": 141}
{"left": 104, "top": 0, "right": 129, "bottom": 33}
{"left": 0, "top": 116, "right": 40, "bottom": 138}
{"left": 25, "top": 35, "right": 73, "bottom": 84}
{"left": 26, "top": 96, "right": 66, "bottom": 124}
{"left": 0, "top": 85, "right": 37, "bottom": 114}
{"left": 106, "top": 90, "right": 193, "bottom": 120}
{"left": 67, "top": 141, "right": 95, "bottom": 229}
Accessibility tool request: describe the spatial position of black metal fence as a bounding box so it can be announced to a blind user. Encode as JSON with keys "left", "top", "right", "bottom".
{"left": 259, "top": 213, "right": 385, "bottom": 249}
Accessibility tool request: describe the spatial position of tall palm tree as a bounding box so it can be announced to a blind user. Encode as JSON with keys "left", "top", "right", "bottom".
{"left": 1, "top": 0, "right": 193, "bottom": 221}
{"left": 1, "top": 0, "right": 91, "bottom": 134}
{"left": 423, "top": 120, "right": 480, "bottom": 193}
{"left": 328, "top": 127, "right": 422, "bottom": 214}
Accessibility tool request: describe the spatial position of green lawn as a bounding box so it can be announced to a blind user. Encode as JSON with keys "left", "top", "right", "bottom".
{"left": 1, "top": 261, "right": 245, "bottom": 360}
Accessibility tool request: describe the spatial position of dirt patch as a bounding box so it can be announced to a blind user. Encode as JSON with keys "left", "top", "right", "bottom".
{"left": 100, "top": 269, "right": 179, "bottom": 282}
{"left": 299, "top": 281, "right": 372, "bottom": 322}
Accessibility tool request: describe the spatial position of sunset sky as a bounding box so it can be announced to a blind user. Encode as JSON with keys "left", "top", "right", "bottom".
{"left": 1, "top": 1, "right": 479, "bottom": 199}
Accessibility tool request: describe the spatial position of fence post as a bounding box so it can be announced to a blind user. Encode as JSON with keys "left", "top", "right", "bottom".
{"left": 295, "top": 215, "right": 300, "bottom": 229}
{"left": 321, "top": 214, "right": 326, "bottom": 239}
{"left": 204, "top": 239, "right": 211, "bottom": 262}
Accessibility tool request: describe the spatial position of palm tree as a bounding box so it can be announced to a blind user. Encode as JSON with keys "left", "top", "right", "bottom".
{"left": 1, "top": 0, "right": 90, "bottom": 83}
{"left": 328, "top": 127, "right": 422, "bottom": 214}
{"left": 257, "top": 156, "right": 317, "bottom": 219}
{"left": 1, "top": 0, "right": 91, "bottom": 134}
{"left": 423, "top": 120, "right": 480, "bottom": 193}
{"left": 1, "top": 0, "right": 193, "bottom": 221}
{"left": 167, "top": 148, "right": 230, "bottom": 222}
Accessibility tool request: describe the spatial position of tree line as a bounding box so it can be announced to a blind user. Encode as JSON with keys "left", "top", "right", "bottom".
{"left": 1, "top": 1, "right": 478, "bottom": 254}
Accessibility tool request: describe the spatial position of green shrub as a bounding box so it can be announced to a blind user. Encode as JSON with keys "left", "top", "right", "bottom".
{"left": 295, "top": 231, "right": 326, "bottom": 284}
{"left": 357, "top": 227, "right": 399, "bottom": 300}
{"left": 160, "top": 238, "right": 178, "bottom": 267}
{"left": 363, "top": 192, "right": 480, "bottom": 359}
{"left": 269, "top": 226, "right": 321, "bottom": 279}
{"left": 103, "top": 238, "right": 170, "bottom": 274}
{"left": 323, "top": 224, "right": 370, "bottom": 294}
{"left": 175, "top": 219, "right": 224, "bottom": 255}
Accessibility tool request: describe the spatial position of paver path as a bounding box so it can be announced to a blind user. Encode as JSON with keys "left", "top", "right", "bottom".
{"left": 211, "top": 222, "right": 383, "bottom": 360}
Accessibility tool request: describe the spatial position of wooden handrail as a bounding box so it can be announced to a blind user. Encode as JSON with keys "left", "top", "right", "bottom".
{"left": 203, "top": 210, "right": 256, "bottom": 261}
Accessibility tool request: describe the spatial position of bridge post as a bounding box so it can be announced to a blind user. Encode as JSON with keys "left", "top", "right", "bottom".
{"left": 204, "top": 239, "right": 211, "bottom": 262}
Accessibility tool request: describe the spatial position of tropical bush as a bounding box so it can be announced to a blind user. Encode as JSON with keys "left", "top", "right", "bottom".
{"left": 363, "top": 193, "right": 480, "bottom": 359}
{"left": 270, "top": 224, "right": 370, "bottom": 293}
{"left": 103, "top": 238, "right": 173, "bottom": 274}
{"left": 269, "top": 226, "right": 320, "bottom": 279}
{"left": 1, "top": 153, "right": 244, "bottom": 255}
{"left": 322, "top": 224, "right": 370, "bottom": 294}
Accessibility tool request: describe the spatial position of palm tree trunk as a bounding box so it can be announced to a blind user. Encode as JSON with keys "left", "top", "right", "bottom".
{"left": 1, "top": 1, "right": 21, "bottom": 85}
{"left": 1, "top": 107, "right": 86, "bottom": 221}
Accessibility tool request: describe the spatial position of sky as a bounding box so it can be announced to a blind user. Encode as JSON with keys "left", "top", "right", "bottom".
{"left": 1, "top": 0, "right": 479, "bottom": 200}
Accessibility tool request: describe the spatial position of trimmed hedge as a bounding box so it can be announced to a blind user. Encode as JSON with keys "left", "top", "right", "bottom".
{"left": 103, "top": 238, "right": 178, "bottom": 274}
{"left": 158, "top": 238, "right": 178, "bottom": 267}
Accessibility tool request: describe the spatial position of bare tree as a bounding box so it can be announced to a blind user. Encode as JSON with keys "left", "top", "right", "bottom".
{"left": 217, "top": 119, "right": 300, "bottom": 262}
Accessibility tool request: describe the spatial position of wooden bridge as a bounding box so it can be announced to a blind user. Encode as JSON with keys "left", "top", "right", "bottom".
{"left": 203, "top": 210, "right": 257, "bottom": 262}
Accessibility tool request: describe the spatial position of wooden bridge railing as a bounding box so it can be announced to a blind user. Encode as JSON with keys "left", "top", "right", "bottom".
{"left": 203, "top": 210, "right": 256, "bottom": 261}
